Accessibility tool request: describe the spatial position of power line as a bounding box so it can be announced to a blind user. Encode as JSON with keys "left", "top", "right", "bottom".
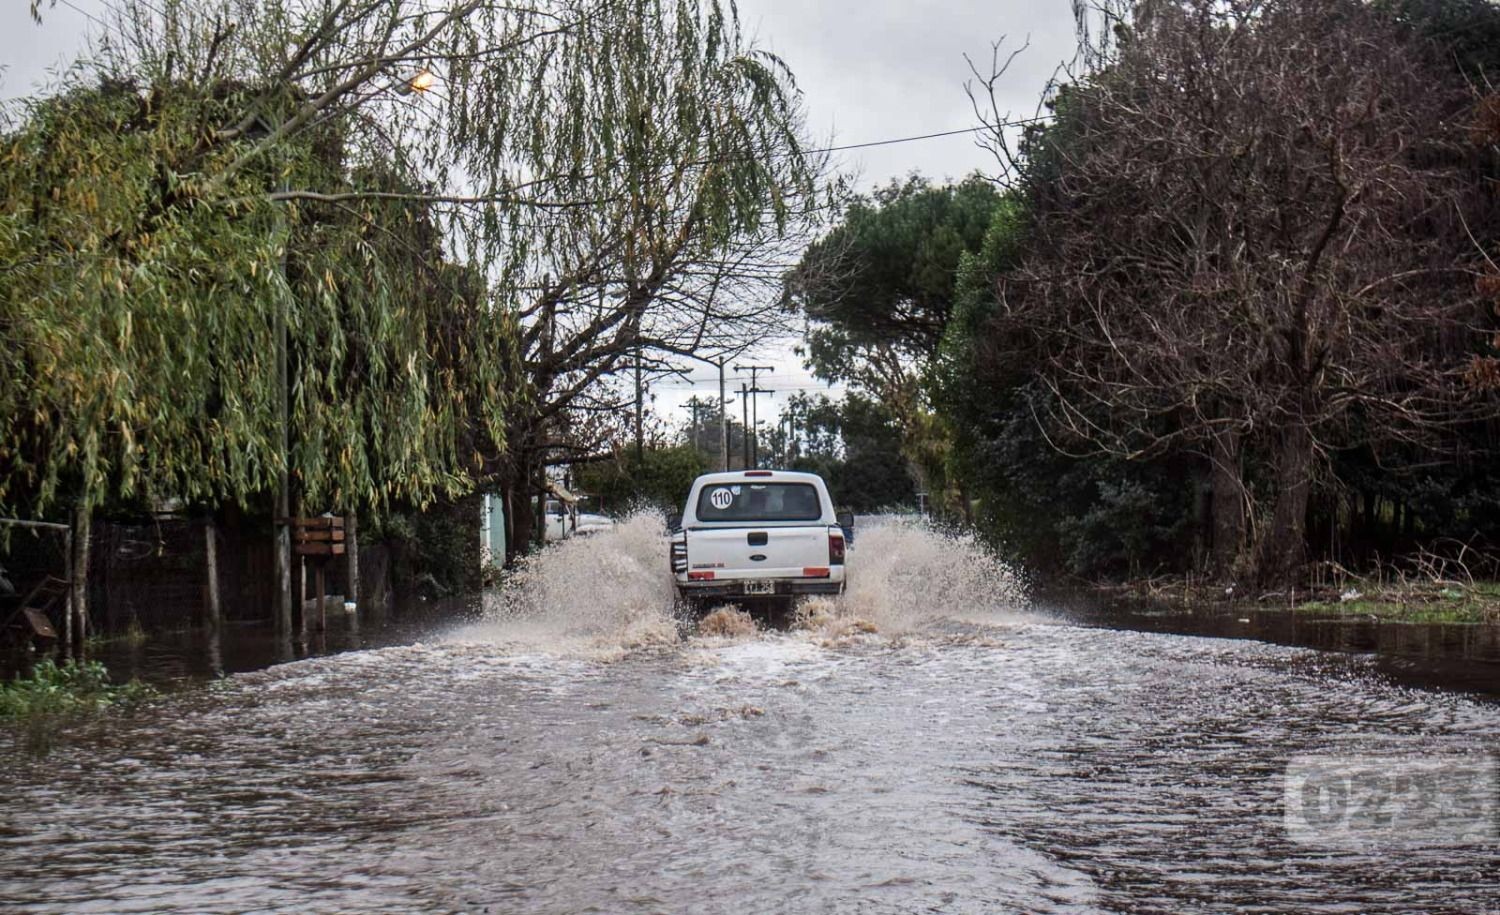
{"left": 807, "top": 119, "right": 1047, "bottom": 156}
{"left": 684, "top": 115, "right": 1050, "bottom": 170}
{"left": 657, "top": 373, "right": 837, "bottom": 390}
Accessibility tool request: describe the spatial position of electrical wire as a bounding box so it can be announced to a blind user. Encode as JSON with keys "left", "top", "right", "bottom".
{"left": 801, "top": 119, "right": 1047, "bottom": 157}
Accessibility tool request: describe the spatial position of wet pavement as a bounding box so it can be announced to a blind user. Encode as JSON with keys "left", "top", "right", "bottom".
{"left": 1051, "top": 597, "right": 1500, "bottom": 697}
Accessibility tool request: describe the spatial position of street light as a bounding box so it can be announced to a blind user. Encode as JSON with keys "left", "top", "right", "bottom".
{"left": 396, "top": 68, "right": 437, "bottom": 96}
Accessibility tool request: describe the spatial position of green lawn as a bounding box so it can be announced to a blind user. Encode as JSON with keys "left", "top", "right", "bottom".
{"left": 1295, "top": 583, "right": 1500, "bottom": 624}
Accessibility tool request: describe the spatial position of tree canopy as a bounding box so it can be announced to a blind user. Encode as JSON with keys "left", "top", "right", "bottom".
{"left": 941, "top": 0, "right": 1500, "bottom": 582}
{"left": 787, "top": 174, "right": 1003, "bottom": 386}
{"left": 783, "top": 175, "right": 1007, "bottom": 511}
{"left": 2, "top": 0, "right": 822, "bottom": 537}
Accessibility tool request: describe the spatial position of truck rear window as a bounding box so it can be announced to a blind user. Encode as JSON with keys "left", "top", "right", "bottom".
{"left": 696, "top": 482, "right": 822, "bottom": 522}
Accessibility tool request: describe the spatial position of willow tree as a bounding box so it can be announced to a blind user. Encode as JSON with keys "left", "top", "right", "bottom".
{"left": 6, "top": 0, "right": 819, "bottom": 563}
{"left": 486, "top": 2, "right": 822, "bottom": 555}
{"left": 0, "top": 80, "right": 515, "bottom": 520}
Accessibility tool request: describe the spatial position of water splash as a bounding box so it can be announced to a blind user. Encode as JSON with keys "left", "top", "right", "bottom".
{"left": 697, "top": 606, "right": 758, "bottom": 638}
{"left": 459, "top": 512, "right": 1028, "bottom": 653}
{"left": 458, "top": 512, "right": 680, "bottom": 654}
{"left": 833, "top": 517, "right": 1028, "bottom": 632}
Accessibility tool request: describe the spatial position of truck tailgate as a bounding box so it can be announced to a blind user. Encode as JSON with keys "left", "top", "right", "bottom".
{"left": 685, "top": 526, "right": 828, "bottom": 578}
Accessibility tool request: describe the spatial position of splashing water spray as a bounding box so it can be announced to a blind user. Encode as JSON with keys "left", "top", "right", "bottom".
{"left": 463, "top": 512, "right": 1028, "bottom": 654}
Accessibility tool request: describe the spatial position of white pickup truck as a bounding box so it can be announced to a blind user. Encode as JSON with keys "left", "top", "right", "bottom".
{"left": 670, "top": 470, "right": 851, "bottom": 611}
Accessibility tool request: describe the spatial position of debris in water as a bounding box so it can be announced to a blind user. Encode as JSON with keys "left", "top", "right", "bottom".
{"left": 698, "top": 607, "right": 757, "bottom": 638}
{"left": 646, "top": 734, "right": 711, "bottom": 747}
{"left": 793, "top": 597, "right": 879, "bottom": 640}
{"left": 677, "top": 705, "right": 765, "bottom": 726}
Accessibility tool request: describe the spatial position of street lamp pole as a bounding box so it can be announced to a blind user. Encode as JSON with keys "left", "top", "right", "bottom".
{"left": 718, "top": 359, "right": 729, "bottom": 471}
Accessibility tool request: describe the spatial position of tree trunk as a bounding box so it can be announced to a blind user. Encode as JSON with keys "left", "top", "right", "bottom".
{"left": 345, "top": 513, "right": 359, "bottom": 609}
{"left": 204, "top": 518, "right": 221, "bottom": 632}
{"left": 958, "top": 481, "right": 974, "bottom": 526}
{"left": 534, "top": 461, "right": 548, "bottom": 549}
{"left": 1258, "top": 423, "right": 1313, "bottom": 586}
{"left": 70, "top": 504, "right": 91, "bottom": 655}
{"left": 1209, "top": 430, "right": 1247, "bottom": 580}
{"left": 507, "top": 463, "right": 537, "bottom": 565}
{"left": 502, "top": 482, "right": 517, "bottom": 566}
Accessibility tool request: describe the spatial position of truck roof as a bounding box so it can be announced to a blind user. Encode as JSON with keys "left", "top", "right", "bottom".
{"left": 684, "top": 470, "right": 835, "bottom": 527}
{"left": 690, "top": 469, "right": 827, "bottom": 485}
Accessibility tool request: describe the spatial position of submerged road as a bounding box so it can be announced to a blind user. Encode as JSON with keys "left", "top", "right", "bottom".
{"left": 2, "top": 520, "right": 1497, "bottom": 913}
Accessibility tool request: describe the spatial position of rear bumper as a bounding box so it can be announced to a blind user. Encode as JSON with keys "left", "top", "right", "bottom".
{"left": 677, "top": 578, "right": 845, "bottom": 599}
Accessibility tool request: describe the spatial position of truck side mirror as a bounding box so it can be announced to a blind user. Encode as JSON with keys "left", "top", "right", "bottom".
{"left": 666, "top": 511, "right": 683, "bottom": 533}
{"left": 836, "top": 511, "right": 854, "bottom": 530}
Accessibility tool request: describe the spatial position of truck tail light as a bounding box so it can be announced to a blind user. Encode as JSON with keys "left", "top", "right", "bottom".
{"left": 802, "top": 567, "right": 830, "bottom": 578}
{"left": 744, "top": 470, "right": 773, "bottom": 477}
{"left": 828, "top": 529, "right": 845, "bottom": 566}
{"left": 688, "top": 570, "right": 715, "bottom": 581}
{"left": 671, "top": 539, "right": 688, "bottom": 573}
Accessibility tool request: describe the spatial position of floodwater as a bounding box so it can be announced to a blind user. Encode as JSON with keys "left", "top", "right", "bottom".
{"left": 3, "top": 517, "right": 1499, "bottom": 913}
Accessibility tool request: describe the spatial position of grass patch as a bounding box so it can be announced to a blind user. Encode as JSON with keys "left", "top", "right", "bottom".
{"left": 0, "top": 659, "right": 156, "bottom": 754}
{"left": 1296, "top": 600, "right": 1484, "bottom": 623}
{"left": 1295, "top": 582, "right": 1500, "bottom": 624}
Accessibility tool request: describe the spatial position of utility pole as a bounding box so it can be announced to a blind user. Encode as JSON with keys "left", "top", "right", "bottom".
{"left": 634, "top": 344, "right": 644, "bottom": 462}
{"left": 750, "top": 388, "right": 772, "bottom": 467}
{"left": 717, "top": 358, "right": 729, "bottom": 471}
{"left": 682, "top": 397, "right": 702, "bottom": 452}
{"left": 273, "top": 203, "right": 292, "bottom": 639}
{"left": 735, "top": 364, "right": 774, "bottom": 470}
{"left": 739, "top": 383, "right": 751, "bottom": 469}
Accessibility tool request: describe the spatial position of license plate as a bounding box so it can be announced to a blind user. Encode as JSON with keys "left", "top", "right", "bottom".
{"left": 743, "top": 580, "right": 775, "bottom": 596}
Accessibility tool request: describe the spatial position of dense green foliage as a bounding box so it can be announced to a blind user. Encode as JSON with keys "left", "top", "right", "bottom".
{"left": 576, "top": 445, "right": 711, "bottom": 515}
{"left": 785, "top": 176, "right": 1007, "bottom": 510}
{"left": 794, "top": 0, "right": 1500, "bottom": 584}
{"left": 379, "top": 495, "right": 486, "bottom": 597}
{"left": 769, "top": 393, "right": 915, "bottom": 512}
{"left": 789, "top": 175, "right": 1004, "bottom": 374}
{"left": 2, "top": 0, "right": 817, "bottom": 591}
{"left": 0, "top": 659, "right": 156, "bottom": 753}
{"left": 0, "top": 80, "right": 515, "bottom": 519}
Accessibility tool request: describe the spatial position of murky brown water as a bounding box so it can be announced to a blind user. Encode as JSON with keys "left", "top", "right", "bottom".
{"left": 3, "top": 518, "right": 1498, "bottom": 913}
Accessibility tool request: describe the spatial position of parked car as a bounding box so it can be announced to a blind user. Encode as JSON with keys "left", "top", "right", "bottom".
{"left": 670, "top": 470, "right": 852, "bottom": 612}
{"left": 543, "top": 497, "right": 575, "bottom": 542}
{"left": 574, "top": 512, "right": 616, "bottom": 536}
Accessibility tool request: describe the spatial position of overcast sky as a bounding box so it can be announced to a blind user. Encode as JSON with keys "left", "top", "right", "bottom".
{"left": 0, "top": 0, "right": 1080, "bottom": 441}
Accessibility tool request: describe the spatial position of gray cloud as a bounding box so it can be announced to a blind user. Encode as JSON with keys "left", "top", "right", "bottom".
{"left": 739, "top": 0, "right": 1078, "bottom": 188}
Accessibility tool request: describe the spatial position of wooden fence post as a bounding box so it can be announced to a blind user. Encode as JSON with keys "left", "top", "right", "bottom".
{"left": 70, "top": 503, "right": 90, "bottom": 657}
{"left": 345, "top": 514, "right": 359, "bottom": 610}
{"left": 63, "top": 525, "right": 73, "bottom": 662}
{"left": 204, "top": 518, "right": 222, "bottom": 632}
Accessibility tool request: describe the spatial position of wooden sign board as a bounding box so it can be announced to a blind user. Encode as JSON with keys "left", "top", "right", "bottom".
{"left": 294, "top": 541, "right": 346, "bottom": 557}
{"left": 295, "top": 516, "right": 344, "bottom": 531}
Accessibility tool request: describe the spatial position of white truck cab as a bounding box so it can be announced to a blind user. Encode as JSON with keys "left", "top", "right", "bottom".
{"left": 670, "top": 470, "right": 851, "bottom": 610}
